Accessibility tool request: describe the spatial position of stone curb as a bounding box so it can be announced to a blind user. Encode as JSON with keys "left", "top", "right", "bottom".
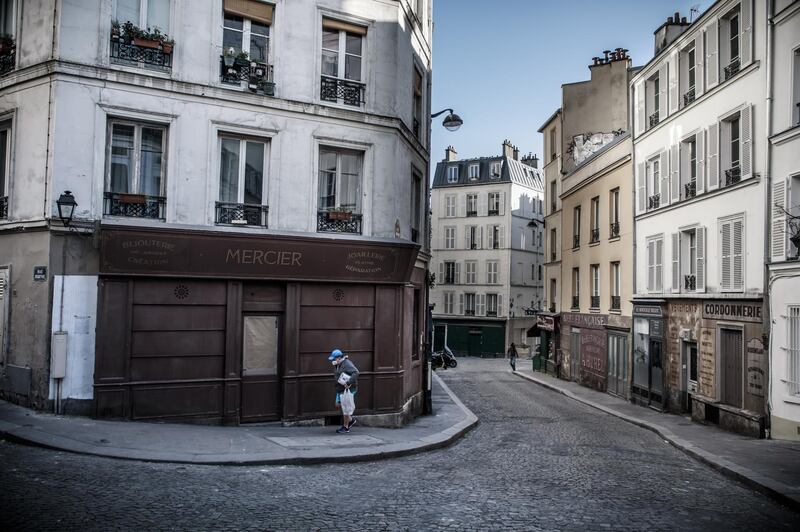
{"left": 0, "top": 373, "right": 478, "bottom": 466}
{"left": 513, "top": 370, "right": 800, "bottom": 513}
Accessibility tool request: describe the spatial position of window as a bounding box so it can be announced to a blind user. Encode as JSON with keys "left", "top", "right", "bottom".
{"left": 444, "top": 261, "right": 457, "bottom": 284}
{"left": 466, "top": 225, "right": 480, "bottom": 249}
{"left": 223, "top": 7, "right": 271, "bottom": 63}
{"left": 647, "top": 236, "right": 664, "bottom": 293}
{"left": 466, "top": 194, "right": 477, "bottom": 216}
{"left": 318, "top": 147, "right": 361, "bottom": 213}
{"left": 538, "top": 264, "right": 542, "bottom": 281}
{"left": 550, "top": 228, "right": 557, "bottom": 261}
{"left": 549, "top": 279, "right": 557, "bottom": 310}
{"left": 647, "top": 156, "right": 660, "bottom": 210}
{"left": 793, "top": 50, "right": 800, "bottom": 126}
{"left": 675, "top": 227, "right": 706, "bottom": 293}
{"left": 217, "top": 136, "right": 268, "bottom": 226}
{"left": 488, "top": 225, "right": 502, "bottom": 249}
{"left": 572, "top": 206, "right": 581, "bottom": 248}
{"left": 486, "top": 293, "right": 498, "bottom": 316}
{"left": 788, "top": 306, "right": 800, "bottom": 395}
{"left": 321, "top": 19, "right": 366, "bottom": 106}
{"left": 411, "top": 171, "right": 422, "bottom": 242}
{"left": 468, "top": 164, "right": 479, "bottom": 180}
{"left": 720, "top": 6, "right": 742, "bottom": 80}
{"left": 590, "top": 197, "right": 600, "bottom": 243}
{"left": 464, "top": 293, "right": 476, "bottom": 316}
{"left": 486, "top": 261, "right": 498, "bottom": 284}
{"left": 443, "top": 292, "right": 454, "bottom": 314}
{"left": 490, "top": 161, "right": 501, "bottom": 178}
{"left": 571, "top": 267, "right": 580, "bottom": 309}
{"left": 105, "top": 120, "right": 167, "bottom": 219}
{"left": 721, "top": 112, "right": 742, "bottom": 186}
{"left": 531, "top": 264, "right": 536, "bottom": 280}
{"left": 549, "top": 127, "right": 556, "bottom": 161}
{"left": 646, "top": 71, "right": 660, "bottom": 128}
{"left": 465, "top": 261, "right": 477, "bottom": 284}
{"left": 488, "top": 192, "right": 500, "bottom": 215}
{"left": 445, "top": 194, "right": 455, "bottom": 217}
{"left": 413, "top": 66, "right": 423, "bottom": 139}
{"left": 610, "top": 188, "right": 620, "bottom": 238}
{"left": 447, "top": 166, "right": 458, "bottom": 183}
{"left": 720, "top": 216, "right": 744, "bottom": 292}
{"left": 610, "top": 262, "right": 620, "bottom": 310}
{"left": 444, "top": 226, "right": 455, "bottom": 249}
{"left": 115, "top": 0, "right": 170, "bottom": 33}
{"left": 681, "top": 45, "right": 697, "bottom": 106}
{"left": 550, "top": 180, "right": 557, "bottom": 213}
{"left": 0, "top": 0, "right": 14, "bottom": 39}
{"left": 0, "top": 119, "right": 9, "bottom": 219}
{"left": 681, "top": 136, "right": 698, "bottom": 199}
{"left": 590, "top": 264, "right": 599, "bottom": 308}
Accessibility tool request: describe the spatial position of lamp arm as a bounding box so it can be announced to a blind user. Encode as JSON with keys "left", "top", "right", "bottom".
{"left": 430, "top": 108, "right": 454, "bottom": 119}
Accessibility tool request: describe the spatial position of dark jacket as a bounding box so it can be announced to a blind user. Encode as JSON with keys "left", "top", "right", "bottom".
{"left": 335, "top": 357, "right": 359, "bottom": 393}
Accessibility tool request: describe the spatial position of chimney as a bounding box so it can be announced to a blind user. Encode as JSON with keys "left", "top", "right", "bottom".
{"left": 445, "top": 145, "right": 457, "bottom": 162}
{"left": 502, "top": 139, "right": 514, "bottom": 159}
{"left": 513, "top": 146, "right": 520, "bottom": 161}
{"left": 521, "top": 152, "right": 539, "bottom": 169}
{"left": 654, "top": 11, "right": 691, "bottom": 55}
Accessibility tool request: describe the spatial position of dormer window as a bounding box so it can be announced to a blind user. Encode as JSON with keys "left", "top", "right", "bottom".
{"left": 468, "top": 163, "right": 479, "bottom": 180}
{"left": 490, "top": 161, "right": 501, "bottom": 178}
{"left": 447, "top": 165, "right": 458, "bottom": 183}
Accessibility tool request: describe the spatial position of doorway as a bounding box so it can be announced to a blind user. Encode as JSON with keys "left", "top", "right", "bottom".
{"left": 468, "top": 328, "right": 482, "bottom": 357}
{"left": 240, "top": 314, "right": 282, "bottom": 422}
{"left": 607, "top": 333, "right": 628, "bottom": 397}
{"left": 433, "top": 324, "right": 447, "bottom": 352}
{"left": 680, "top": 341, "right": 698, "bottom": 413}
{"left": 570, "top": 328, "right": 581, "bottom": 382}
{"left": 721, "top": 327, "right": 743, "bottom": 408}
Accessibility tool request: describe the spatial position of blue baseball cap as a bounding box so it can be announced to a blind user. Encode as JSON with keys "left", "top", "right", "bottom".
{"left": 328, "top": 348, "right": 344, "bottom": 361}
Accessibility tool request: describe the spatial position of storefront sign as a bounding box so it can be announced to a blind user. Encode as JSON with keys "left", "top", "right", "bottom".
{"left": 650, "top": 319, "right": 664, "bottom": 339}
{"left": 536, "top": 315, "right": 555, "bottom": 331}
{"left": 101, "top": 227, "right": 419, "bottom": 283}
{"left": 633, "top": 304, "right": 662, "bottom": 317}
{"left": 702, "top": 301, "right": 762, "bottom": 323}
{"left": 746, "top": 337, "right": 765, "bottom": 398}
{"left": 561, "top": 312, "right": 608, "bottom": 329}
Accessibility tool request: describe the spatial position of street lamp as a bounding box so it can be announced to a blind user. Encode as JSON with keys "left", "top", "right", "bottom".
{"left": 431, "top": 108, "right": 463, "bottom": 132}
{"left": 56, "top": 191, "right": 77, "bottom": 227}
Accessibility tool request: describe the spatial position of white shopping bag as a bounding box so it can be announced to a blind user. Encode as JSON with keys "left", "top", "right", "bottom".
{"left": 340, "top": 389, "right": 356, "bottom": 416}
{"left": 337, "top": 372, "right": 351, "bottom": 386}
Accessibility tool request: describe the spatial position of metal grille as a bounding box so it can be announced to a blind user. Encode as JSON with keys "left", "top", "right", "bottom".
{"left": 220, "top": 58, "right": 275, "bottom": 96}
{"left": 320, "top": 76, "right": 365, "bottom": 106}
{"left": 590, "top": 228, "right": 600, "bottom": 243}
{"left": 684, "top": 180, "right": 697, "bottom": 199}
{"left": 648, "top": 111, "right": 659, "bottom": 128}
{"left": 610, "top": 222, "right": 620, "bottom": 239}
{"left": 573, "top": 235, "right": 580, "bottom": 249}
{"left": 610, "top": 295, "right": 620, "bottom": 311}
{"left": 788, "top": 306, "right": 800, "bottom": 395}
{"left": 648, "top": 194, "right": 661, "bottom": 210}
{"left": 316, "top": 211, "right": 362, "bottom": 234}
{"left": 571, "top": 296, "right": 579, "bottom": 309}
{"left": 725, "top": 166, "right": 741, "bottom": 187}
{"left": 215, "top": 202, "right": 268, "bottom": 227}
{"left": 104, "top": 192, "right": 166, "bottom": 219}
{"left": 683, "top": 88, "right": 696, "bottom": 107}
{"left": 0, "top": 195, "right": 7, "bottom": 219}
{"left": 110, "top": 39, "right": 172, "bottom": 70}
{"left": 0, "top": 45, "right": 14, "bottom": 76}
{"left": 590, "top": 295, "right": 600, "bottom": 308}
{"left": 684, "top": 274, "right": 696, "bottom": 291}
{"left": 724, "top": 58, "right": 741, "bottom": 80}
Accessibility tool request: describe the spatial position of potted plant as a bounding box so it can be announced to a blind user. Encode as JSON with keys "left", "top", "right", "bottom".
{"left": 132, "top": 27, "right": 161, "bottom": 49}
{"left": 111, "top": 20, "right": 121, "bottom": 41}
{"left": 0, "top": 35, "right": 14, "bottom": 55}
{"left": 327, "top": 208, "right": 352, "bottom": 221}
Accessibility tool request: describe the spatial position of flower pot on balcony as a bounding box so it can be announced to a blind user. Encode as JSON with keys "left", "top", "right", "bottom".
{"left": 117, "top": 193, "right": 146, "bottom": 204}
{"left": 133, "top": 37, "right": 161, "bottom": 49}
{"left": 161, "top": 42, "right": 173, "bottom": 54}
{"left": 328, "top": 211, "right": 352, "bottom": 221}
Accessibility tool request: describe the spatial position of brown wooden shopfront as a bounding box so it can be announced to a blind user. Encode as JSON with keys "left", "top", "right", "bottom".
{"left": 94, "top": 227, "right": 424, "bottom": 425}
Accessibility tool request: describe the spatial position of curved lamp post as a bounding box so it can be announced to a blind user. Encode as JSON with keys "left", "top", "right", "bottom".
{"left": 431, "top": 108, "right": 463, "bottom": 132}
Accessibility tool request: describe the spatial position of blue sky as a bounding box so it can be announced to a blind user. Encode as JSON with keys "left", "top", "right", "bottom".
{"left": 430, "top": 0, "right": 714, "bottom": 172}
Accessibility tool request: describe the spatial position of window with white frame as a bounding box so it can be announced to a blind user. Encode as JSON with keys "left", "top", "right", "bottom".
{"left": 721, "top": 112, "right": 741, "bottom": 184}
{"left": 444, "top": 261, "right": 457, "bottom": 284}
{"left": 681, "top": 135, "right": 698, "bottom": 199}
{"left": 793, "top": 50, "right": 800, "bottom": 126}
{"left": 490, "top": 161, "right": 501, "bottom": 178}
{"left": 0, "top": 0, "right": 15, "bottom": 39}
{"left": 321, "top": 18, "right": 365, "bottom": 105}
{"left": 107, "top": 119, "right": 166, "bottom": 198}
{"left": 0, "top": 119, "right": 10, "bottom": 218}
{"left": 645, "top": 71, "right": 660, "bottom": 127}
{"left": 115, "top": 0, "right": 170, "bottom": 33}
{"left": 787, "top": 306, "right": 800, "bottom": 395}
{"left": 467, "top": 225, "right": 480, "bottom": 249}
{"left": 680, "top": 44, "right": 696, "bottom": 106}
{"left": 413, "top": 66, "right": 423, "bottom": 139}
{"left": 219, "top": 136, "right": 266, "bottom": 206}
{"left": 549, "top": 127, "right": 557, "bottom": 161}
{"left": 447, "top": 165, "right": 458, "bottom": 183}
{"left": 486, "top": 293, "right": 498, "bottom": 316}
{"left": 572, "top": 206, "right": 581, "bottom": 247}
{"left": 486, "top": 261, "right": 498, "bottom": 284}
{"left": 488, "top": 192, "right": 500, "bottom": 215}
{"left": 489, "top": 224, "right": 501, "bottom": 249}
{"left": 445, "top": 194, "right": 456, "bottom": 217}
{"left": 647, "top": 235, "right": 664, "bottom": 293}
{"left": 590, "top": 196, "right": 599, "bottom": 243}
{"left": 720, "top": 215, "right": 744, "bottom": 292}
{"left": 571, "top": 267, "right": 580, "bottom": 309}
{"left": 610, "top": 261, "right": 620, "bottom": 310}
{"left": 466, "top": 193, "right": 478, "bottom": 216}
{"left": 443, "top": 291, "right": 454, "bottom": 314}
{"left": 318, "top": 147, "right": 361, "bottom": 213}
{"left": 610, "top": 188, "right": 620, "bottom": 237}
{"left": 468, "top": 164, "right": 479, "bottom": 180}
{"left": 550, "top": 179, "right": 557, "bottom": 213}
{"left": 465, "top": 260, "right": 476, "bottom": 284}
{"left": 678, "top": 228, "right": 698, "bottom": 291}
{"left": 223, "top": 2, "right": 271, "bottom": 63}
{"left": 720, "top": 6, "right": 741, "bottom": 78}
{"left": 464, "top": 293, "right": 476, "bottom": 316}
{"left": 647, "top": 156, "right": 660, "bottom": 209}
{"left": 444, "top": 226, "right": 455, "bottom": 249}
{"left": 590, "top": 264, "right": 599, "bottom": 308}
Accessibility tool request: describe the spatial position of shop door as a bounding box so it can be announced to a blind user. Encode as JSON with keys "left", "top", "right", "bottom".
{"left": 721, "top": 328, "right": 743, "bottom": 408}
{"left": 680, "top": 342, "right": 698, "bottom": 413}
{"left": 241, "top": 315, "right": 282, "bottom": 422}
{"left": 649, "top": 339, "right": 664, "bottom": 408}
{"left": 607, "top": 334, "right": 628, "bottom": 397}
{"left": 570, "top": 329, "right": 581, "bottom": 382}
{"left": 433, "top": 324, "right": 446, "bottom": 352}
{"left": 468, "top": 329, "right": 482, "bottom": 357}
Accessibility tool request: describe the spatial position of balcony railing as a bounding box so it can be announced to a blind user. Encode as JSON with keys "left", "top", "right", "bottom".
{"left": 648, "top": 194, "right": 661, "bottom": 210}
{"left": 610, "top": 222, "right": 620, "bottom": 239}
{"left": 466, "top": 210, "right": 478, "bottom": 217}
{"left": 317, "top": 210, "right": 362, "bottom": 234}
{"left": 571, "top": 296, "right": 579, "bottom": 309}
{"left": 320, "top": 76, "right": 365, "bottom": 107}
{"left": 590, "top": 295, "right": 600, "bottom": 309}
{"left": 486, "top": 310, "right": 497, "bottom": 317}
{"left": 215, "top": 202, "right": 268, "bottom": 227}
{"left": 611, "top": 295, "right": 621, "bottom": 311}
{"left": 104, "top": 192, "right": 166, "bottom": 219}
{"left": 725, "top": 166, "right": 741, "bottom": 187}
{"left": 648, "top": 111, "right": 660, "bottom": 128}
{"left": 590, "top": 228, "right": 600, "bottom": 244}
{"left": 724, "top": 58, "right": 740, "bottom": 81}
{"left": 488, "top": 209, "right": 499, "bottom": 216}
{"left": 684, "top": 180, "right": 697, "bottom": 199}
{"left": 444, "top": 276, "right": 455, "bottom": 285}
{"left": 684, "top": 274, "right": 697, "bottom": 291}
{"left": 0, "top": 195, "right": 7, "bottom": 218}
{"left": 0, "top": 37, "right": 15, "bottom": 76}
{"left": 220, "top": 57, "right": 274, "bottom": 96}
{"left": 464, "top": 309, "right": 476, "bottom": 316}
{"left": 110, "top": 38, "right": 172, "bottom": 70}
{"left": 683, "top": 87, "right": 696, "bottom": 107}
{"left": 573, "top": 235, "right": 580, "bottom": 249}
{"left": 469, "top": 241, "right": 478, "bottom": 250}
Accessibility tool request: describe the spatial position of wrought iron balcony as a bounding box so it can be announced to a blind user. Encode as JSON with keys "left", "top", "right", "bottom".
{"left": 611, "top": 295, "right": 621, "bottom": 311}
{"left": 0, "top": 37, "right": 14, "bottom": 76}
{"left": 683, "top": 87, "right": 696, "bottom": 107}
{"left": 610, "top": 222, "right": 620, "bottom": 239}
{"left": 724, "top": 58, "right": 740, "bottom": 81}
{"left": 317, "top": 210, "right": 362, "bottom": 234}
{"left": 684, "top": 180, "right": 697, "bottom": 199}
{"left": 573, "top": 235, "right": 580, "bottom": 249}
{"left": 590, "top": 295, "right": 600, "bottom": 308}
{"left": 104, "top": 192, "right": 166, "bottom": 219}
{"left": 684, "top": 274, "right": 697, "bottom": 291}
{"left": 590, "top": 228, "right": 600, "bottom": 244}
{"left": 320, "top": 75, "right": 365, "bottom": 107}
{"left": 466, "top": 209, "right": 478, "bottom": 217}
{"left": 648, "top": 111, "right": 659, "bottom": 128}
{"left": 648, "top": 194, "right": 661, "bottom": 210}
{"left": 488, "top": 209, "right": 499, "bottom": 216}
{"left": 110, "top": 38, "right": 172, "bottom": 70}
{"left": 571, "top": 296, "right": 579, "bottom": 309}
{"left": 220, "top": 57, "right": 274, "bottom": 96}
{"left": 215, "top": 202, "right": 268, "bottom": 227}
{"left": 443, "top": 275, "right": 455, "bottom": 285}
{"left": 464, "top": 309, "right": 476, "bottom": 316}
{"left": 486, "top": 310, "right": 498, "bottom": 317}
{"left": 0, "top": 195, "right": 7, "bottom": 218}
{"left": 725, "top": 166, "right": 741, "bottom": 187}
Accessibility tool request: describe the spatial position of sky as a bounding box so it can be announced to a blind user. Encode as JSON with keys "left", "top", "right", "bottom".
{"left": 430, "top": 0, "right": 714, "bottom": 173}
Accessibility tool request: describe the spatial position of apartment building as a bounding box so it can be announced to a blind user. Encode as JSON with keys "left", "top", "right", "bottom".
{"left": 430, "top": 141, "right": 544, "bottom": 358}
{"left": 0, "top": 0, "right": 432, "bottom": 426}
{"left": 631, "top": 1, "right": 767, "bottom": 436}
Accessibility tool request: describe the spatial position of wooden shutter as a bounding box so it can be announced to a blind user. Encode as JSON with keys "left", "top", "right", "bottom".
{"left": 695, "top": 32, "right": 705, "bottom": 97}
{"left": 477, "top": 294, "right": 485, "bottom": 316}
{"left": 668, "top": 52, "right": 679, "bottom": 114}
{"left": 740, "top": 0, "right": 753, "bottom": 66}
{"left": 477, "top": 226, "right": 483, "bottom": 249}
{"left": 498, "top": 294, "right": 503, "bottom": 317}
{"left": 635, "top": 80, "right": 645, "bottom": 136}
{"left": 656, "top": 238, "right": 664, "bottom": 292}
{"left": 458, "top": 293, "right": 464, "bottom": 315}
{"left": 464, "top": 227, "right": 471, "bottom": 249}
{"left": 487, "top": 224, "right": 494, "bottom": 249}
{"left": 438, "top": 262, "right": 444, "bottom": 284}
{"left": 732, "top": 218, "right": 744, "bottom": 291}
{"left": 706, "top": 20, "right": 719, "bottom": 89}
{"left": 657, "top": 63, "right": 668, "bottom": 120}
{"left": 454, "top": 262, "right": 461, "bottom": 284}
{"left": 637, "top": 161, "right": 646, "bottom": 213}
{"left": 672, "top": 233, "right": 680, "bottom": 293}
{"left": 740, "top": 105, "right": 753, "bottom": 179}
{"left": 696, "top": 227, "right": 706, "bottom": 292}
{"left": 498, "top": 226, "right": 505, "bottom": 248}
{"left": 721, "top": 220, "right": 732, "bottom": 290}
{"left": 696, "top": 129, "right": 706, "bottom": 194}
{"left": 670, "top": 144, "right": 680, "bottom": 203}
{"left": 225, "top": 0, "right": 274, "bottom": 25}
{"left": 458, "top": 194, "right": 466, "bottom": 217}
{"left": 499, "top": 192, "right": 506, "bottom": 215}
{"left": 660, "top": 150, "right": 670, "bottom": 206}
{"left": 647, "top": 240, "right": 655, "bottom": 292}
{"left": 478, "top": 193, "right": 488, "bottom": 216}
{"left": 707, "top": 124, "right": 719, "bottom": 190}
{"left": 772, "top": 179, "right": 786, "bottom": 260}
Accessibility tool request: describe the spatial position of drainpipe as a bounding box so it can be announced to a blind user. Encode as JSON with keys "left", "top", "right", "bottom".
{"left": 763, "top": 0, "right": 775, "bottom": 438}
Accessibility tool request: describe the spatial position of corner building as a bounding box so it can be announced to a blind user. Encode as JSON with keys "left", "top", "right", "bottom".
{"left": 0, "top": 0, "right": 432, "bottom": 426}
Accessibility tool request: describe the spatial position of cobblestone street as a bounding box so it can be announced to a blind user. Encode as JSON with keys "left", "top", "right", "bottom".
{"left": 1, "top": 358, "right": 797, "bottom": 531}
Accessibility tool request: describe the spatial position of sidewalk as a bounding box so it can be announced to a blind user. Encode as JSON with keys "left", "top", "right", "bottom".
{"left": 0, "top": 373, "right": 477, "bottom": 466}
{"left": 514, "top": 363, "right": 800, "bottom": 512}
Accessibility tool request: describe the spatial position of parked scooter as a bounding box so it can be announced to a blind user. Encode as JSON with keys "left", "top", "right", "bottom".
{"left": 432, "top": 348, "right": 457, "bottom": 370}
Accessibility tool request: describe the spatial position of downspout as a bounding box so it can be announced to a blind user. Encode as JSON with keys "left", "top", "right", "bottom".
{"left": 763, "top": 0, "right": 774, "bottom": 438}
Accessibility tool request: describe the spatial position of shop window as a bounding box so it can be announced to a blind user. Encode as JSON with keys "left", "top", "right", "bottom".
{"left": 217, "top": 135, "right": 268, "bottom": 226}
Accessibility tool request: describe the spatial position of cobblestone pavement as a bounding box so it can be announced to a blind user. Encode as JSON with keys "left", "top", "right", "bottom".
{"left": 1, "top": 358, "right": 797, "bottom": 531}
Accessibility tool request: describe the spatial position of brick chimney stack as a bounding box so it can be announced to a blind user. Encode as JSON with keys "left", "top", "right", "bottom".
{"left": 502, "top": 139, "right": 514, "bottom": 159}
{"left": 445, "top": 145, "right": 458, "bottom": 162}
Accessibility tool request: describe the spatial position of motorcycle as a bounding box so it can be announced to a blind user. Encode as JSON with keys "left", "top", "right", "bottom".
{"left": 431, "top": 349, "right": 457, "bottom": 370}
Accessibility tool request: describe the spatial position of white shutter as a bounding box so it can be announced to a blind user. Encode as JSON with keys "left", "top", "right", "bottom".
{"left": 668, "top": 52, "right": 679, "bottom": 114}
{"left": 464, "top": 228, "right": 471, "bottom": 249}
{"left": 706, "top": 20, "right": 719, "bottom": 89}
{"left": 439, "top": 261, "right": 444, "bottom": 284}
{"left": 498, "top": 226, "right": 505, "bottom": 248}
{"left": 656, "top": 238, "right": 663, "bottom": 292}
{"left": 772, "top": 179, "right": 786, "bottom": 260}
{"left": 637, "top": 161, "right": 646, "bottom": 214}
{"left": 672, "top": 232, "right": 680, "bottom": 293}
{"left": 740, "top": 0, "right": 753, "bottom": 66}
{"left": 486, "top": 224, "right": 494, "bottom": 249}
{"left": 670, "top": 144, "right": 680, "bottom": 203}
{"left": 498, "top": 294, "right": 503, "bottom": 317}
{"left": 657, "top": 63, "right": 668, "bottom": 120}
{"left": 721, "top": 220, "right": 732, "bottom": 290}
{"left": 499, "top": 192, "right": 506, "bottom": 215}
{"left": 635, "top": 80, "right": 645, "bottom": 136}
{"left": 477, "top": 226, "right": 483, "bottom": 249}
{"left": 733, "top": 218, "right": 744, "bottom": 291}
{"left": 660, "top": 151, "right": 670, "bottom": 206}
{"left": 696, "top": 227, "right": 706, "bottom": 292}
{"left": 647, "top": 240, "right": 655, "bottom": 292}
{"left": 477, "top": 294, "right": 485, "bottom": 316}
{"left": 707, "top": 124, "right": 719, "bottom": 190}
{"left": 454, "top": 262, "right": 461, "bottom": 284}
{"left": 740, "top": 105, "right": 753, "bottom": 179}
{"left": 696, "top": 129, "right": 706, "bottom": 194}
{"left": 478, "top": 193, "right": 488, "bottom": 216}
{"left": 458, "top": 293, "right": 464, "bottom": 315}
{"left": 458, "top": 194, "right": 466, "bottom": 217}
{"left": 695, "top": 32, "right": 705, "bottom": 97}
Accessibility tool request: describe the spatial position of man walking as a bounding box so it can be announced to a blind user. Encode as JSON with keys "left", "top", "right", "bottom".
{"left": 507, "top": 343, "right": 518, "bottom": 372}
{"left": 329, "top": 348, "right": 359, "bottom": 433}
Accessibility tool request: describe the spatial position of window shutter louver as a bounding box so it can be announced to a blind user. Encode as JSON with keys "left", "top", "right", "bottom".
{"left": 647, "top": 240, "right": 655, "bottom": 292}
{"left": 499, "top": 192, "right": 506, "bottom": 215}
{"left": 498, "top": 294, "right": 503, "bottom": 317}
{"left": 637, "top": 162, "right": 646, "bottom": 213}
{"left": 478, "top": 226, "right": 483, "bottom": 249}
{"left": 635, "top": 80, "right": 645, "bottom": 136}
{"left": 487, "top": 224, "right": 494, "bottom": 249}
{"left": 479, "top": 193, "right": 488, "bottom": 216}
{"left": 721, "top": 221, "right": 732, "bottom": 290}
{"left": 458, "top": 293, "right": 464, "bottom": 315}
{"left": 733, "top": 218, "right": 744, "bottom": 291}
{"left": 672, "top": 233, "right": 680, "bottom": 293}
{"left": 740, "top": 0, "right": 753, "bottom": 66}
{"left": 454, "top": 262, "right": 461, "bottom": 284}
{"left": 439, "top": 262, "right": 444, "bottom": 284}
{"left": 657, "top": 63, "right": 668, "bottom": 120}
{"left": 696, "top": 227, "right": 706, "bottom": 292}
{"left": 499, "top": 226, "right": 505, "bottom": 248}
{"left": 670, "top": 145, "right": 680, "bottom": 203}
{"left": 660, "top": 150, "right": 670, "bottom": 206}
{"left": 465, "top": 229, "right": 471, "bottom": 250}
{"left": 696, "top": 129, "right": 706, "bottom": 194}
{"left": 740, "top": 105, "right": 753, "bottom": 179}
{"left": 477, "top": 294, "right": 485, "bottom": 316}
{"left": 707, "top": 124, "right": 719, "bottom": 190}
{"left": 668, "top": 52, "right": 679, "bottom": 114}
{"left": 656, "top": 239, "right": 663, "bottom": 292}
{"left": 772, "top": 179, "right": 786, "bottom": 260}
{"left": 706, "top": 20, "right": 719, "bottom": 89}
{"left": 695, "top": 32, "right": 705, "bottom": 97}
{"left": 458, "top": 194, "right": 466, "bottom": 217}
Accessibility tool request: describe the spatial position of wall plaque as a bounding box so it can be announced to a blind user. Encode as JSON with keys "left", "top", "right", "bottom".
{"left": 33, "top": 266, "right": 47, "bottom": 282}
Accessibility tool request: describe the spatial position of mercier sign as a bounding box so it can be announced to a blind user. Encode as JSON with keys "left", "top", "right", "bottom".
{"left": 702, "top": 301, "right": 763, "bottom": 323}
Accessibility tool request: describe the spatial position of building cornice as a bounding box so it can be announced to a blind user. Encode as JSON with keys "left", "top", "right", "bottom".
{"left": 770, "top": 124, "right": 800, "bottom": 145}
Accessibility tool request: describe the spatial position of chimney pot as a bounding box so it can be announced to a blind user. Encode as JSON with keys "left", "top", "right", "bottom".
{"left": 681, "top": 17, "right": 687, "bottom": 23}
{"left": 445, "top": 145, "right": 458, "bottom": 162}
{"left": 675, "top": 11, "right": 680, "bottom": 20}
